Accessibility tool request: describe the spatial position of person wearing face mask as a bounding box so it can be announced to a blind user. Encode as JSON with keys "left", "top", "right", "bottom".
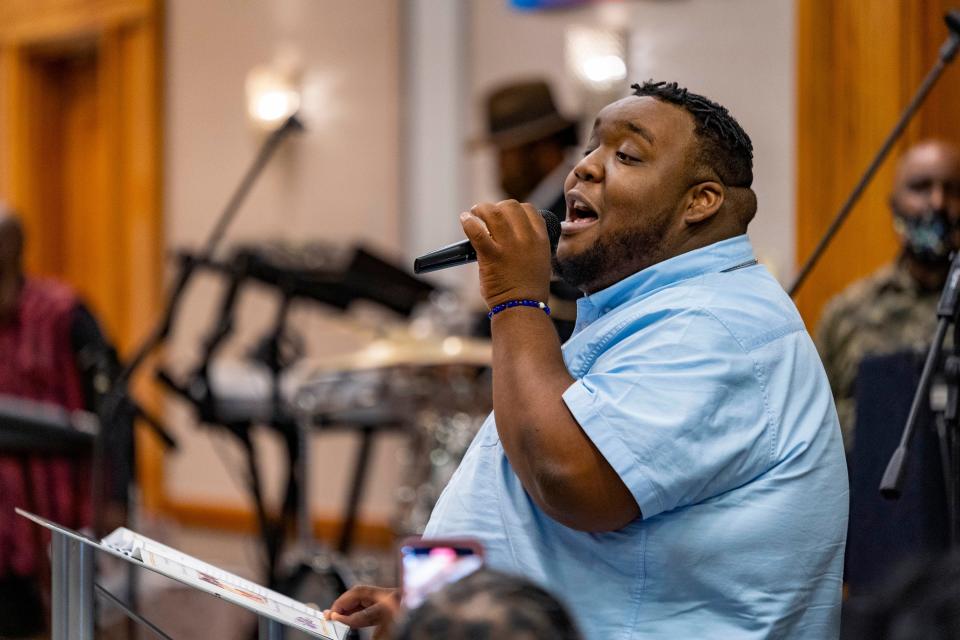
{"left": 816, "top": 140, "right": 960, "bottom": 452}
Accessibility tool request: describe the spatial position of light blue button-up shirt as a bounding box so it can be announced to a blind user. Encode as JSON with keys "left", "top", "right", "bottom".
{"left": 424, "top": 235, "right": 848, "bottom": 639}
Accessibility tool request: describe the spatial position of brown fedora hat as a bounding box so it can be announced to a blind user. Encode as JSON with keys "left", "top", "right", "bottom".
{"left": 470, "top": 78, "right": 577, "bottom": 150}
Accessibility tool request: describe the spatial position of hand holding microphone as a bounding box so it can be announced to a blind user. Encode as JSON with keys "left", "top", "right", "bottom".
{"left": 413, "top": 203, "right": 561, "bottom": 274}
{"left": 413, "top": 200, "right": 561, "bottom": 310}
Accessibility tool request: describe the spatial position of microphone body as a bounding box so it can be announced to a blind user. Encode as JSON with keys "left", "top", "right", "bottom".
{"left": 414, "top": 210, "right": 562, "bottom": 274}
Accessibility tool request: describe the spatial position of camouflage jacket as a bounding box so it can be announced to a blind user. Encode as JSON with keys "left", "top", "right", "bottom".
{"left": 815, "top": 260, "right": 940, "bottom": 451}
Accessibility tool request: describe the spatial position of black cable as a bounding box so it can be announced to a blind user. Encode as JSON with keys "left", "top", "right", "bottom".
{"left": 95, "top": 582, "right": 174, "bottom": 640}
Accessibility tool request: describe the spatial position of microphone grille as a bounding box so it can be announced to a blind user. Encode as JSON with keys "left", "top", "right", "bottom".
{"left": 539, "top": 210, "right": 562, "bottom": 254}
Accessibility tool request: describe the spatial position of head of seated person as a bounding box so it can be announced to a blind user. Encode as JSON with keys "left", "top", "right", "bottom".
{"left": 393, "top": 568, "right": 582, "bottom": 640}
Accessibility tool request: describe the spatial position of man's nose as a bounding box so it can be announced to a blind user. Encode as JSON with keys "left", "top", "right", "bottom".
{"left": 930, "top": 183, "right": 947, "bottom": 211}
{"left": 573, "top": 150, "right": 603, "bottom": 183}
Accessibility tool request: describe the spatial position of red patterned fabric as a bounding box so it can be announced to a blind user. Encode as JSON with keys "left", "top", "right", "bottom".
{"left": 0, "top": 278, "right": 91, "bottom": 577}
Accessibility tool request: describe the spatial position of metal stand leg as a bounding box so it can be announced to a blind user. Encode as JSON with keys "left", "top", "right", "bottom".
{"left": 338, "top": 427, "right": 375, "bottom": 554}
{"left": 51, "top": 531, "right": 95, "bottom": 640}
{"left": 259, "top": 616, "right": 284, "bottom": 640}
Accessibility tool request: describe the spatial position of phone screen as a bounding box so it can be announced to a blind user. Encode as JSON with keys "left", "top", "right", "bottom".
{"left": 400, "top": 540, "right": 484, "bottom": 609}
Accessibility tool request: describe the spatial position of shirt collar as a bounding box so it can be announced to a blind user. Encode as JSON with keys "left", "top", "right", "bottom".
{"left": 573, "top": 234, "right": 756, "bottom": 331}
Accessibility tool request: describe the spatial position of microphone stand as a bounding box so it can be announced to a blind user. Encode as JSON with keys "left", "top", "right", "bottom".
{"left": 92, "top": 114, "right": 304, "bottom": 535}
{"left": 782, "top": 12, "right": 960, "bottom": 547}
{"left": 788, "top": 10, "right": 960, "bottom": 298}
{"left": 879, "top": 251, "right": 960, "bottom": 545}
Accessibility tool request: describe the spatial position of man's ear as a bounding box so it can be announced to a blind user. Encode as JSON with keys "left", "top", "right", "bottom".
{"left": 684, "top": 181, "right": 724, "bottom": 224}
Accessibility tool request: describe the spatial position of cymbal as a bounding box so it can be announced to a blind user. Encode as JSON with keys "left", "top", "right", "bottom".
{"left": 304, "top": 333, "right": 491, "bottom": 372}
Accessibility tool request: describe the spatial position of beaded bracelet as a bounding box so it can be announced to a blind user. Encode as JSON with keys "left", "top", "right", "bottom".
{"left": 487, "top": 299, "right": 551, "bottom": 319}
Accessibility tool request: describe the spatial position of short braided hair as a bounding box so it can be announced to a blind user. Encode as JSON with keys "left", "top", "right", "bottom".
{"left": 632, "top": 80, "right": 754, "bottom": 188}
{"left": 394, "top": 569, "right": 582, "bottom": 640}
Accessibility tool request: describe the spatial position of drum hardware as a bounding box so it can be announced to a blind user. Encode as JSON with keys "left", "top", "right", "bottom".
{"left": 157, "top": 246, "right": 317, "bottom": 590}
{"left": 93, "top": 115, "right": 304, "bottom": 540}
{"left": 258, "top": 327, "right": 492, "bottom": 640}
{"left": 159, "top": 327, "right": 492, "bottom": 640}
{"left": 289, "top": 332, "right": 493, "bottom": 537}
{"left": 273, "top": 390, "right": 389, "bottom": 632}
{"left": 157, "top": 241, "right": 442, "bottom": 602}
{"left": 150, "top": 197, "right": 492, "bottom": 640}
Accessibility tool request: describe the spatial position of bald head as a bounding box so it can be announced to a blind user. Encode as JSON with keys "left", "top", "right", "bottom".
{"left": 892, "top": 140, "right": 960, "bottom": 214}
{"left": 895, "top": 140, "right": 960, "bottom": 176}
{"left": 889, "top": 140, "right": 960, "bottom": 266}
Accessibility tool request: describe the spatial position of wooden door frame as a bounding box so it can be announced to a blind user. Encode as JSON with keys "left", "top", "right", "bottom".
{"left": 0, "top": 0, "right": 166, "bottom": 512}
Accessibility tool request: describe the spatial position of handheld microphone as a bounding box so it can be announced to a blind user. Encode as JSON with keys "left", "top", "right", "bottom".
{"left": 414, "top": 210, "right": 562, "bottom": 274}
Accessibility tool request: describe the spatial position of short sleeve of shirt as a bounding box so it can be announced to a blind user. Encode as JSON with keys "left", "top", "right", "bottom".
{"left": 562, "top": 308, "right": 774, "bottom": 520}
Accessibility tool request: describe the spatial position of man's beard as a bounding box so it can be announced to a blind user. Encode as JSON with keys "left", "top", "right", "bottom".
{"left": 552, "top": 219, "right": 669, "bottom": 292}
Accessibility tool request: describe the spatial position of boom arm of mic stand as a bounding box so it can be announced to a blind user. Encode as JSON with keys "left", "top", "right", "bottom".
{"left": 112, "top": 115, "right": 305, "bottom": 391}
{"left": 92, "top": 114, "right": 303, "bottom": 534}
{"left": 789, "top": 14, "right": 960, "bottom": 298}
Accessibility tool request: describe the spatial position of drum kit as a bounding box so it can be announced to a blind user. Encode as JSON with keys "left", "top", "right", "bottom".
{"left": 266, "top": 326, "right": 492, "bottom": 634}
{"left": 291, "top": 328, "right": 492, "bottom": 537}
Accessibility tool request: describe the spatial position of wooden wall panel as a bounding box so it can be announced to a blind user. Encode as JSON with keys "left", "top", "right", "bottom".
{"left": 0, "top": 0, "right": 153, "bottom": 42}
{"left": 114, "top": 19, "right": 166, "bottom": 510}
{"left": 795, "top": 0, "right": 960, "bottom": 328}
{"left": 0, "top": 49, "right": 22, "bottom": 206}
{"left": 909, "top": 3, "right": 960, "bottom": 141}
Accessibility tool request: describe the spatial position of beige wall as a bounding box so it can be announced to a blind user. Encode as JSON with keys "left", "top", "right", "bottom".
{"left": 163, "top": 0, "right": 406, "bottom": 521}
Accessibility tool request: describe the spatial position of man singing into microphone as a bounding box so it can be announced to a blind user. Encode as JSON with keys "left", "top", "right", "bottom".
{"left": 330, "top": 81, "right": 848, "bottom": 638}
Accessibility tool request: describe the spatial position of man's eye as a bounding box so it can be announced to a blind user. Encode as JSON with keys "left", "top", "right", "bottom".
{"left": 616, "top": 151, "right": 639, "bottom": 163}
{"left": 582, "top": 147, "right": 597, "bottom": 157}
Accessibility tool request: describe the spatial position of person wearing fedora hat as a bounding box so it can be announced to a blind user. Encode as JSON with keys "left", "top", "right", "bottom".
{"left": 476, "top": 79, "right": 579, "bottom": 210}
{"left": 475, "top": 78, "right": 583, "bottom": 339}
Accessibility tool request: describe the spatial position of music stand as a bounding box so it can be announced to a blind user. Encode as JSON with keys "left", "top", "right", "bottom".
{"left": 16, "top": 508, "right": 349, "bottom": 640}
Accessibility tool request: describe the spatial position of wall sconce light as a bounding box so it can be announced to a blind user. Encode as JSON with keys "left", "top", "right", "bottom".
{"left": 246, "top": 58, "right": 302, "bottom": 131}
{"left": 565, "top": 25, "right": 628, "bottom": 92}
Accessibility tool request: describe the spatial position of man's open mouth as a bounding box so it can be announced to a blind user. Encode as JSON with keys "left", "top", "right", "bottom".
{"left": 563, "top": 195, "right": 600, "bottom": 233}
{"left": 568, "top": 200, "right": 599, "bottom": 222}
